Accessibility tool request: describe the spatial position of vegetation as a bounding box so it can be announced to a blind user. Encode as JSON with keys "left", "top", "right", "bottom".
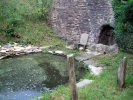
{"left": 113, "top": 0, "right": 133, "bottom": 52}
{"left": 0, "top": 0, "right": 65, "bottom": 46}
{"left": 41, "top": 51, "right": 133, "bottom": 100}
{"left": 0, "top": 0, "right": 133, "bottom": 100}
{"left": 0, "top": 0, "right": 133, "bottom": 51}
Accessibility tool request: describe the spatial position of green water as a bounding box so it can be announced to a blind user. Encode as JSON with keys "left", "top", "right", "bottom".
{"left": 0, "top": 53, "right": 85, "bottom": 100}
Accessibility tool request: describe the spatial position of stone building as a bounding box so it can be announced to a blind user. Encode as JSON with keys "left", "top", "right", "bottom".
{"left": 51, "top": 0, "right": 118, "bottom": 53}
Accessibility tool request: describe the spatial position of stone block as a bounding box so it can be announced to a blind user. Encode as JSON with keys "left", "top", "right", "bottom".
{"left": 76, "top": 79, "right": 93, "bottom": 88}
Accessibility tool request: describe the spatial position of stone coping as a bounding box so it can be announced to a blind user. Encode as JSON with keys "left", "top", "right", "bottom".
{"left": 0, "top": 43, "right": 50, "bottom": 59}
{"left": 87, "top": 43, "right": 119, "bottom": 54}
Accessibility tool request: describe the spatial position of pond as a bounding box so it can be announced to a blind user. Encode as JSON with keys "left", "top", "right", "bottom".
{"left": 0, "top": 53, "right": 85, "bottom": 100}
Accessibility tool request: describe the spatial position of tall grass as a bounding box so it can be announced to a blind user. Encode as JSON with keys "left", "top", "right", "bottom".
{"left": 0, "top": 0, "right": 58, "bottom": 45}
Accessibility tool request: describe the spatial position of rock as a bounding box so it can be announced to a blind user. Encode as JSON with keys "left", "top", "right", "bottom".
{"left": 48, "top": 50, "right": 54, "bottom": 54}
{"left": 0, "top": 56, "right": 6, "bottom": 59}
{"left": 86, "top": 49, "right": 102, "bottom": 55}
{"left": 75, "top": 52, "right": 90, "bottom": 61}
{"left": 3, "top": 44, "right": 13, "bottom": 48}
{"left": 86, "top": 43, "right": 118, "bottom": 54}
{"left": 96, "top": 44, "right": 106, "bottom": 52}
{"left": 75, "top": 52, "right": 94, "bottom": 61}
{"left": 88, "top": 65, "right": 103, "bottom": 76}
{"left": 66, "top": 45, "right": 75, "bottom": 50}
{"left": 66, "top": 41, "right": 75, "bottom": 50}
{"left": 0, "top": 50, "right": 7, "bottom": 53}
{"left": 83, "top": 59, "right": 97, "bottom": 66}
{"left": 79, "top": 47, "right": 84, "bottom": 51}
{"left": 25, "top": 49, "right": 33, "bottom": 54}
{"left": 55, "top": 50, "right": 64, "bottom": 54}
{"left": 14, "top": 49, "right": 22, "bottom": 52}
{"left": 76, "top": 79, "right": 93, "bottom": 88}
{"left": 108, "top": 44, "right": 119, "bottom": 53}
{"left": 25, "top": 45, "right": 32, "bottom": 50}
{"left": 14, "top": 47, "right": 24, "bottom": 52}
{"left": 33, "top": 49, "right": 42, "bottom": 53}
{"left": 48, "top": 50, "right": 66, "bottom": 56}
{"left": 0, "top": 44, "right": 51, "bottom": 59}
{"left": 75, "top": 50, "right": 102, "bottom": 61}
{"left": 39, "top": 46, "right": 50, "bottom": 49}
{"left": 79, "top": 33, "right": 89, "bottom": 46}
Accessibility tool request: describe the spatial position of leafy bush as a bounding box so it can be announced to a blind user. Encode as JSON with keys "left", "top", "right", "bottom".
{"left": 113, "top": 0, "right": 133, "bottom": 51}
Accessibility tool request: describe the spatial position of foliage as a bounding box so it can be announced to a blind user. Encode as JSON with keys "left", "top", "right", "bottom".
{"left": 0, "top": 0, "right": 52, "bottom": 37}
{"left": 113, "top": 0, "right": 133, "bottom": 51}
{"left": 0, "top": 0, "right": 67, "bottom": 47}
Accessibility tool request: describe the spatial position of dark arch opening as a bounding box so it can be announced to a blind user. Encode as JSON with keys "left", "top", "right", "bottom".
{"left": 98, "top": 25, "right": 115, "bottom": 45}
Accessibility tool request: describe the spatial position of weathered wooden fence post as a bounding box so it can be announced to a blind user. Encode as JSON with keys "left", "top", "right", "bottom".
{"left": 118, "top": 57, "right": 127, "bottom": 89}
{"left": 67, "top": 54, "right": 78, "bottom": 100}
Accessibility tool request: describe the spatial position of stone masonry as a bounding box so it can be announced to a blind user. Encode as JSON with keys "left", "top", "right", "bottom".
{"left": 51, "top": 0, "right": 118, "bottom": 53}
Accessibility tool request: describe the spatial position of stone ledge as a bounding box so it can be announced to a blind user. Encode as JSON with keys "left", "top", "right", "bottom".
{"left": 87, "top": 43, "right": 118, "bottom": 54}
{"left": 0, "top": 43, "right": 50, "bottom": 59}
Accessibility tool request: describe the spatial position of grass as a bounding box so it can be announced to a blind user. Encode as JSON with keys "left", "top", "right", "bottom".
{"left": 39, "top": 51, "right": 133, "bottom": 100}
{"left": 0, "top": 0, "right": 55, "bottom": 46}
{"left": 0, "top": 20, "right": 65, "bottom": 46}
{"left": 16, "top": 21, "right": 65, "bottom": 46}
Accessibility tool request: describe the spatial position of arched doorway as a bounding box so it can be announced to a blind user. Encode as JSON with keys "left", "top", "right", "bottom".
{"left": 98, "top": 25, "right": 115, "bottom": 45}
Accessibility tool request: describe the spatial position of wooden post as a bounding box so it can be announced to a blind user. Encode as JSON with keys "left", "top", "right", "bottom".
{"left": 67, "top": 54, "right": 78, "bottom": 100}
{"left": 118, "top": 57, "right": 127, "bottom": 89}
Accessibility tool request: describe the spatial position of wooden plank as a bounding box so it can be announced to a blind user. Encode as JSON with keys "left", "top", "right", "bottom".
{"left": 67, "top": 54, "right": 78, "bottom": 100}
{"left": 118, "top": 57, "right": 127, "bottom": 89}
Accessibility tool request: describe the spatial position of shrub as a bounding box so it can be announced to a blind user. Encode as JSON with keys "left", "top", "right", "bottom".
{"left": 113, "top": 0, "right": 133, "bottom": 51}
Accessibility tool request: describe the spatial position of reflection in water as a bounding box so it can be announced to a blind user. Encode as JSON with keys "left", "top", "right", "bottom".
{"left": 0, "top": 53, "right": 85, "bottom": 100}
{"left": 40, "top": 63, "right": 68, "bottom": 88}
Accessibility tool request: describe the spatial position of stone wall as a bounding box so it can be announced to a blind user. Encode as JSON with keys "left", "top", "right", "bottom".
{"left": 51, "top": 0, "right": 115, "bottom": 45}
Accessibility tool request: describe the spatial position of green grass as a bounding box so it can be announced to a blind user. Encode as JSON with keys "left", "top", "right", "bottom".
{"left": 0, "top": 0, "right": 55, "bottom": 46}
{"left": 0, "top": 20, "right": 65, "bottom": 46}
{"left": 16, "top": 21, "right": 65, "bottom": 46}
{"left": 40, "top": 51, "right": 133, "bottom": 100}
{"left": 0, "top": 19, "right": 79, "bottom": 55}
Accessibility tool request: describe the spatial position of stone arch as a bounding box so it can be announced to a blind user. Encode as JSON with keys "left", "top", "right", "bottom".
{"left": 98, "top": 24, "right": 115, "bottom": 46}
